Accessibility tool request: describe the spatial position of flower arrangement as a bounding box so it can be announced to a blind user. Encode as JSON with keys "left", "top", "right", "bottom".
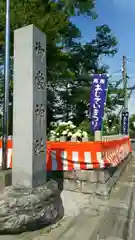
{"left": 49, "top": 121, "right": 88, "bottom": 142}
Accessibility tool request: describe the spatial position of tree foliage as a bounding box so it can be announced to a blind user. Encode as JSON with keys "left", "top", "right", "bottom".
{"left": 0, "top": 0, "right": 118, "bottom": 135}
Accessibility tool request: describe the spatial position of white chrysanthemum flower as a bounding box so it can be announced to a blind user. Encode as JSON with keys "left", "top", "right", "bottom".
{"left": 68, "top": 132, "right": 72, "bottom": 137}
{"left": 56, "top": 132, "right": 59, "bottom": 136}
{"left": 75, "top": 131, "right": 81, "bottom": 137}
{"left": 62, "top": 130, "right": 67, "bottom": 135}
{"left": 72, "top": 133, "right": 77, "bottom": 138}
{"left": 51, "top": 122, "right": 57, "bottom": 126}
{"left": 56, "top": 138, "right": 59, "bottom": 141}
{"left": 50, "top": 135, "right": 56, "bottom": 140}
{"left": 67, "top": 121, "right": 73, "bottom": 125}
{"left": 60, "top": 122, "right": 68, "bottom": 126}
{"left": 82, "top": 131, "right": 88, "bottom": 138}
{"left": 70, "top": 124, "right": 76, "bottom": 129}
{"left": 50, "top": 130, "right": 55, "bottom": 134}
{"left": 59, "top": 121, "right": 66, "bottom": 126}
{"left": 58, "top": 122, "right": 63, "bottom": 126}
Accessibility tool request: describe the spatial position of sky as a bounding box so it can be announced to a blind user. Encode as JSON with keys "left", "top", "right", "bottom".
{"left": 71, "top": 0, "right": 135, "bottom": 115}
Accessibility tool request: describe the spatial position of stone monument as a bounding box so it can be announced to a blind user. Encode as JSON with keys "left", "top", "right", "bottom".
{"left": 0, "top": 25, "right": 63, "bottom": 234}
{"left": 12, "top": 24, "right": 46, "bottom": 187}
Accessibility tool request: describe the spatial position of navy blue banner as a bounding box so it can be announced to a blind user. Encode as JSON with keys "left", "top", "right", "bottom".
{"left": 90, "top": 74, "right": 108, "bottom": 132}
{"left": 121, "top": 111, "right": 129, "bottom": 135}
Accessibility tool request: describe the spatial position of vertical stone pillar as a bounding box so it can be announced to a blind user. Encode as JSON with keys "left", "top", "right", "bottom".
{"left": 12, "top": 25, "right": 46, "bottom": 187}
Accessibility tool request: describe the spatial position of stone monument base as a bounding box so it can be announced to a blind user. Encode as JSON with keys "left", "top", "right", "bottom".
{"left": 0, "top": 180, "right": 63, "bottom": 234}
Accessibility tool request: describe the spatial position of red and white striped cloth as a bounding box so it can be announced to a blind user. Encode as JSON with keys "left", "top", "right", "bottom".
{"left": 103, "top": 142, "right": 130, "bottom": 167}
{"left": 0, "top": 139, "right": 12, "bottom": 168}
{"left": 0, "top": 136, "right": 132, "bottom": 170}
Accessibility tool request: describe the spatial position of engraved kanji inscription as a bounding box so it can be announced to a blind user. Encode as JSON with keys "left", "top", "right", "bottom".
{"left": 35, "top": 70, "right": 45, "bottom": 90}
{"left": 35, "top": 104, "right": 45, "bottom": 119}
{"left": 34, "top": 138, "right": 44, "bottom": 156}
{"left": 35, "top": 41, "right": 45, "bottom": 62}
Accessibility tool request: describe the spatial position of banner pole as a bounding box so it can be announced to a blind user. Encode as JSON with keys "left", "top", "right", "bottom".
{"left": 2, "top": 0, "right": 10, "bottom": 170}
{"left": 101, "top": 75, "right": 109, "bottom": 138}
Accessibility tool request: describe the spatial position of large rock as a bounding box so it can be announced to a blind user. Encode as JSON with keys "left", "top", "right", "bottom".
{"left": 0, "top": 180, "right": 63, "bottom": 234}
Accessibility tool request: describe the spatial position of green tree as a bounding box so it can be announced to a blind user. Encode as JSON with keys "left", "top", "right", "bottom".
{"left": 0, "top": 0, "right": 118, "bottom": 135}
{"left": 56, "top": 25, "right": 118, "bottom": 126}
{"left": 1, "top": 0, "right": 94, "bottom": 133}
{"left": 129, "top": 114, "right": 135, "bottom": 138}
{"left": 102, "top": 113, "right": 119, "bottom": 136}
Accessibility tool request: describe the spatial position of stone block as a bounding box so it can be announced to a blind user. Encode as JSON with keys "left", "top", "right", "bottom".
{"left": 64, "top": 170, "right": 76, "bottom": 180}
{"left": 0, "top": 169, "right": 12, "bottom": 190}
{"left": 60, "top": 136, "right": 66, "bottom": 142}
{"left": 96, "top": 183, "right": 109, "bottom": 197}
{"left": 87, "top": 170, "right": 99, "bottom": 182}
{"left": 71, "top": 137, "right": 76, "bottom": 142}
{"left": 63, "top": 179, "right": 81, "bottom": 192}
{"left": 82, "top": 137, "right": 88, "bottom": 142}
{"left": 70, "top": 169, "right": 111, "bottom": 183}
{"left": 81, "top": 181, "right": 97, "bottom": 194}
{"left": 98, "top": 153, "right": 132, "bottom": 197}
{"left": 75, "top": 170, "right": 89, "bottom": 181}
{"left": 63, "top": 153, "right": 133, "bottom": 196}
{"left": 98, "top": 170, "right": 111, "bottom": 183}
{"left": 98, "top": 171, "right": 106, "bottom": 183}
{"left": 64, "top": 170, "right": 99, "bottom": 182}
